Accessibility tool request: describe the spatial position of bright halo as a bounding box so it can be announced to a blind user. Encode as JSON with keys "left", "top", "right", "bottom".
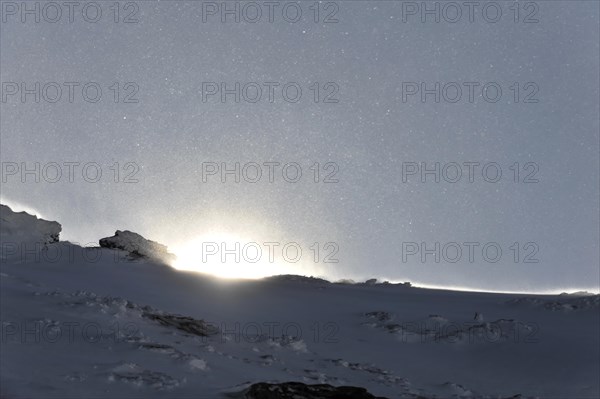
{"left": 171, "top": 232, "right": 301, "bottom": 279}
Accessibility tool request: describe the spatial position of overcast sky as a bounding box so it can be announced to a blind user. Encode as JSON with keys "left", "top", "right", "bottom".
{"left": 1, "top": 1, "right": 598, "bottom": 292}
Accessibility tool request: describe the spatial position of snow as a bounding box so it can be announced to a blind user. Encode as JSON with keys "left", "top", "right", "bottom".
{"left": 99, "top": 230, "right": 176, "bottom": 265}
{"left": 1, "top": 204, "right": 599, "bottom": 398}
{"left": 0, "top": 204, "right": 61, "bottom": 247}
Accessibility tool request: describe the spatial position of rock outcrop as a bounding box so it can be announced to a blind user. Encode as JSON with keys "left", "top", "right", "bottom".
{"left": 99, "top": 230, "right": 175, "bottom": 265}
{"left": 0, "top": 204, "right": 61, "bottom": 245}
{"left": 142, "top": 311, "right": 220, "bottom": 337}
{"left": 264, "top": 274, "right": 331, "bottom": 285}
{"left": 241, "top": 381, "right": 389, "bottom": 399}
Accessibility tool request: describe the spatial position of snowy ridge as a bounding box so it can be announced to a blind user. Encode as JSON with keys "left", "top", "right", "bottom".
{"left": 0, "top": 204, "right": 61, "bottom": 246}
{"left": 1, "top": 204, "right": 598, "bottom": 398}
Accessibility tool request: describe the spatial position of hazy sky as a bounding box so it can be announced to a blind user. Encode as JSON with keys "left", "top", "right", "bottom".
{"left": 1, "top": 1, "right": 598, "bottom": 292}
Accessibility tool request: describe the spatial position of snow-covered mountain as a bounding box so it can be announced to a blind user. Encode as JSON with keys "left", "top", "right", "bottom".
{"left": 1, "top": 204, "right": 598, "bottom": 398}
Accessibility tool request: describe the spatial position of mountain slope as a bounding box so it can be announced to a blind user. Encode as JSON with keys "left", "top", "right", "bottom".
{"left": 1, "top": 205, "right": 598, "bottom": 398}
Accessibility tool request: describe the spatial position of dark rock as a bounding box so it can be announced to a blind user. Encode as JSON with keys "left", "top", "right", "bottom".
{"left": 364, "top": 311, "right": 393, "bottom": 322}
{"left": 243, "top": 381, "right": 389, "bottom": 399}
{"left": 264, "top": 274, "right": 331, "bottom": 284}
{"left": 99, "top": 230, "right": 175, "bottom": 265}
{"left": 142, "top": 311, "right": 219, "bottom": 337}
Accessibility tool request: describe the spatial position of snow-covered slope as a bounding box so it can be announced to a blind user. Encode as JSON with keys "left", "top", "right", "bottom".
{"left": 1, "top": 205, "right": 598, "bottom": 398}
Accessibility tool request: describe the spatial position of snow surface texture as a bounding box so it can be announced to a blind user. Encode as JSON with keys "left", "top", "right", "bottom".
{"left": 1, "top": 205, "right": 599, "bottom": 398}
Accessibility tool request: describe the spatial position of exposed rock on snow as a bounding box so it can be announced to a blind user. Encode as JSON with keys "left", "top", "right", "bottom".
{"left": 266, "top": 337, "right": 308, "bottom": 352}
{"left": 264, "top": 274, "right": 331, "bottom": 285}
{"left": 99, "top": 230, "right": 175, "bottom": 265}
{"left": 506, "top": 294, "right": 600, "bottom": 311}
{"left": 142, "top": 311, "right": 220, "bottom": 337}
{"left": 0, "top": 204, "right": 61, "bottom": 245}
{"left": 364, "top": 311, "right": 393, "bottom": 322}
{"left": 108, "top": 363, "right": 182, "bottom": 390}
{"left": 239, "top": 381, "right": 388, "bottom": 399}
{"left": 335, "top": 279, "right": 356, "bottom": 284}
{"left": 46, "top": 288, "right": 220, "bottom": 342}
{"left": 362, "top": 312, "right": 538, "bottom": 344}
{"left": 333, "top": 279, "right": 413, "bottom": 287}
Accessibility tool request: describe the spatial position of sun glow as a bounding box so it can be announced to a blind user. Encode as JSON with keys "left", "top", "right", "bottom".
{"left": 171, "top": 231, "right": 313, "bottom": 279}
{"left": 0, "top": 197, "right": 47, "bottom": 219}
